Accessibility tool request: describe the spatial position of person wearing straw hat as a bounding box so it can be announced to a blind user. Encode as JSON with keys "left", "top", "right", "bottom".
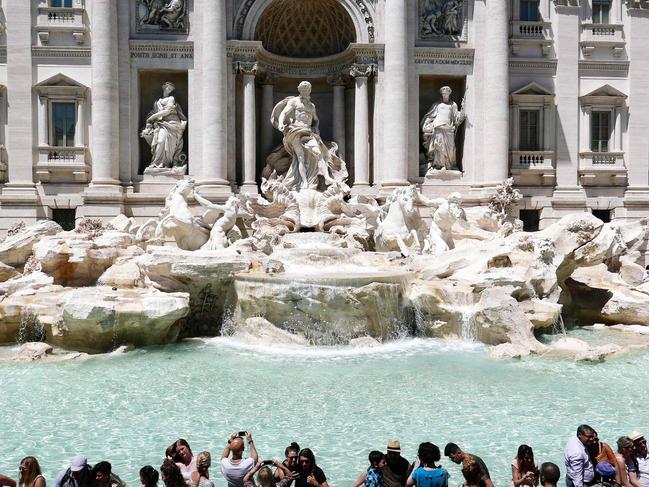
{"left": 353, "top": 441, "right": 411, "bottom": 487}
{"left": 628, "top": 431, "right": 649, "bottom": 487}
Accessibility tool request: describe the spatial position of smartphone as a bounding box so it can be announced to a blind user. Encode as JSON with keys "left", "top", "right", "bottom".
{"left": 262, "top": 460, "right": 274, "bottom": 466}
{"left": 238, "top": 431, "right": 247, "bottom": 437}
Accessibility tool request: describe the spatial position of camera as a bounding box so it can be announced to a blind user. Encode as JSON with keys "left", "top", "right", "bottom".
{"left": 238, "top": 431, "right": 247, "bottom": 437}
{"left": 262, "top": 460, "right": 274, "bottom": 466}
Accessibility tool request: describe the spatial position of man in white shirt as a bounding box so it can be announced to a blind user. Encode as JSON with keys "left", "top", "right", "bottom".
{"left": 564, "top": 425, "right": 597, "bottom": 487}
{"left": 629, "top": 431, "right": 649, "bottom": 487}
{"left": 221, "top": 431, "right": 259, "bottom": 487}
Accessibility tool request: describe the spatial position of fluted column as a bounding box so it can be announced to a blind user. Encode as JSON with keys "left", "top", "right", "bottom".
{"left": 350, "top": 64, "right": 374, "bottom": 191}
{"left": 483, "top": 0, "right": 510, "bottom": 184}
{"left": 260, "top": 73, "right": 277, "bottom": 170}
{"left": 328, "top": 75, "right": 347, "bottom": 159}
{"left": 238, "top": 62, "right": 258, "bottom": 194}
{"left": 90, "top": 0, "right": 119, "bottom": 186}
{"left": 382, "top": 0, "right": 410, "bottom": 189}
{"left": 201, "top": 0, "right": 229, "bottom": 190}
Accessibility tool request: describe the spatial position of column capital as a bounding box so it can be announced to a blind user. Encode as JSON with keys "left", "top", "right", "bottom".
{"left": 259, "top": 71, "right": 279, "bottom": 85}
{"left": 235, "top": 61, "right": 258, "bottom": 76}
{"left": 349, "top": 63, "right": 377, "bottom": 79}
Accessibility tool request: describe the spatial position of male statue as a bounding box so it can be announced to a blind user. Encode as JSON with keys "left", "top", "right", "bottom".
{"left": 421, "top": 86, "right": 466, "bottom": 172}
{"left": 271, "top": 81, "right": 337, "bottom": 191}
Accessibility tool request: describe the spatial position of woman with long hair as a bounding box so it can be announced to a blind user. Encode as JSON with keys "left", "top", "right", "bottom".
{"left": 245, "top": 459, "right": 294, "bottom": 487}
{"left": 461, "top": 459, "right": 485, "bottom": 487}
{"left": 161, "top": 460, "right": 186, "bottom": 487}
{"left": 167, "top": 439, "right": 197, "bottom": 485}
{"left": 18, "top": 457, "right": 45, "bottom": 487}
{"left": 615, "top": 437, "right": 637, "bottom": 487}
{"left": 511, "top": 445, "right": 539, "bottom": 487}
{"left": 295, "top": 449, "right": 328, "bottom": 487}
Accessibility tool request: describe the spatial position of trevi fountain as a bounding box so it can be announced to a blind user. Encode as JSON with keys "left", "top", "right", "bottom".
{"left": 1, "top": 81, "right": 649, "bottom": 487}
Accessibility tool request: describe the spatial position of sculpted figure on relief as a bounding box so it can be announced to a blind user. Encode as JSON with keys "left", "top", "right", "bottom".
{"left": 421, "top": 86, "right": 466, "bottom": 173}
{"left": 140, "top": 81, "right": 188, "bottom": 173}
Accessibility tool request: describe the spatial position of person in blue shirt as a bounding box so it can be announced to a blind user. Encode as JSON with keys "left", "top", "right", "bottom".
{"left": 353, "top": 451, "right": 387, "bottom": 487}
{"left": 406, "top": 443, "right": 449, "bottom": 487}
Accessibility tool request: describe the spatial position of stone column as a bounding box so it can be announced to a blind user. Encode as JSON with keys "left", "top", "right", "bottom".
{"left": 3, "top": 0, "right": 35, "bottom": 193}
{"left": 483, "top": 0, "right": 510, "bottom": 184}
{"left": 260, "top": 73, "right": 277, "bottom": 170}
{"left": 381, "top": 0, "right": 410, "bottom": 189}
{"left": 625, "top": 3, "right": 649, "bottom": 212}
{"left": 350, "top": 64, "right": 374, "bottom": 191}
{"left": 552, "top": 0, "right": 585, "bottom": 210}
{"left": 238, "top": 62, "right": 258, "bottom": 194}
{"left": 38, "top": 97, "right": 49, "bottom": 146}
{"left": 90, "top": 0, "right": 120, "bottom": 187}
{"left": 201, "top": 0, "right": 230, "bottom": 192}
{"left": 328, "top": 75, "right": 347, "bottom": 159}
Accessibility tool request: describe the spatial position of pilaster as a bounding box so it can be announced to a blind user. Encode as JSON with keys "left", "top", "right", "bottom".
{"left": 238, "top": 62, "right": 259, "bottom": 194}
{"left": 349, "top": 64, "right": 375, "bottom": 192}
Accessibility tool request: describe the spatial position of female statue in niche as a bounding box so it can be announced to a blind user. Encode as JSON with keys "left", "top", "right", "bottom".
{"left": 141, "top": 81, "right": 187, "bottom": 172}
{"left": 421, "top": 85, "right": 466, "bottom": 173}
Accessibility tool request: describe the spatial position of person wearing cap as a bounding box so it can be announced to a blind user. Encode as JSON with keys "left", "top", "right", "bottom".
{"left": 355, "top": 441, "right": 411, "bottom": 487}
{"left": 54, "top": 455, "right": 93, "bottom": 487}
{"left": 563, "top": 425, "right": 597, "bottom": 487}
{"left": 629, "top": 431, "right": 649, "bottom": 487}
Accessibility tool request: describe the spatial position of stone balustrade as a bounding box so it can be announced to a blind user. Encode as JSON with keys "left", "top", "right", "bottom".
{"left": 510, "top": 151, "right": 555, "bottom": 186}
{"left": 580, "top": 23, "right": 625, "bottom": 57}
{"left": 35, "top": 4, "right": 87, "bottom": 45}
{"left": 509, "top": 21, "right": 553, "bottom": 56}
{"left": 579, "top": 151, "right": 627, "bottom": 186}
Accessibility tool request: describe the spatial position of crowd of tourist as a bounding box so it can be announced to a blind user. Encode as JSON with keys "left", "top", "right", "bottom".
{"left": 0, "top": 425, "right": 647, "bottom": 487}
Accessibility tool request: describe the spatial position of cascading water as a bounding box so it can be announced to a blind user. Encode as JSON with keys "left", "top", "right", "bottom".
{"left": 16, "top": 311, "right": 45, "bottom": 344}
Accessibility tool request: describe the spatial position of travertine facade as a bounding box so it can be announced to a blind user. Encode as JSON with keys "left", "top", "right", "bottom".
{"left": 1, "top": 0, "right": 648, "bottom": 234}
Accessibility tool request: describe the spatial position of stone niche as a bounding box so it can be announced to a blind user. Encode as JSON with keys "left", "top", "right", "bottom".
{"left": 418, "top": 76, "right": 466, "bottom": 176}
{"left": 138, "top": 70, "right": 189, "bottom": 175}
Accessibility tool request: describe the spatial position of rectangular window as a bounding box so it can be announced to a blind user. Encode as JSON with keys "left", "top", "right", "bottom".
{"left": 52, "top": 102, "right": 76, "bottom": 147}
{"left": 519, "top": 110, "right": 540, "bottom": 151}
{"left": 592, "top": 209, "right": 612, "bottom": 223}
{"left": 592, "top": 0, "right": 610, "bottom": 24}
{"left": 591, "top": 111, "right": 611, "bottom": 152}
{"left": 520, "top": 0, "right": 540, "bottom": 21}
{"left": 520, "top": 210, "right": 540, "bottom": 232}
{"left": 51, "top": 0, "right": 73, "bottom": 7}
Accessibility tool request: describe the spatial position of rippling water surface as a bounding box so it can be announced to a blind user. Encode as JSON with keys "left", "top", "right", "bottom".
{"left": 1, "top": 336, "right": 648, "bottom": 487}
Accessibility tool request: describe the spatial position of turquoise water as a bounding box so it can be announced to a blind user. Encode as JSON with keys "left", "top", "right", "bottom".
{"left": 1, "top": 336, "right": 648, "bottom": 487}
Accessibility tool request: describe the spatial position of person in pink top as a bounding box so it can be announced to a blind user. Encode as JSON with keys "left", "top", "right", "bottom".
{"left": 167, "top": 439, "right": 197, "bottom": 486}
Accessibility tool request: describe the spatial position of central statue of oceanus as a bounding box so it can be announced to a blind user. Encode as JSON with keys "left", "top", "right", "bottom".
{"left": 266, "top": 81, "right": 348, "bottom": 192}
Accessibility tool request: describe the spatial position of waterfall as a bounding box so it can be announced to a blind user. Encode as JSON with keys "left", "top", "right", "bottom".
{"left": 17, "top": 311, "right": 45, "bottom": 344}
{"left": 553, "top": 312, "right": 567, "bottom": 338}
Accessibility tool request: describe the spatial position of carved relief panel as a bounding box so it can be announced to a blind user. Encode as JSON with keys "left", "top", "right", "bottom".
{"left": 419, "top": 0, "right": 467, "bottom": 41}
{"left": 136, "top": 0, "right": 189, "bottom": 34}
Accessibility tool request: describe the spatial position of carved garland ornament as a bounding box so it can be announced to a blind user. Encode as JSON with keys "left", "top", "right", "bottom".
{"left": 234, "top": 0, "right": 375, "bottom": 43}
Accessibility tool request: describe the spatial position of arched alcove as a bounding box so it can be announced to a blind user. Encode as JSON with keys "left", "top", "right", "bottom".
{"left": 255, "top": 0, "right": 357, "bottom": 58}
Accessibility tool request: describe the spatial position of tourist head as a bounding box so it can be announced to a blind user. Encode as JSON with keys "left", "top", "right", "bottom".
{"left": 230, "top": 436, "right": 245, "bottom": 457}
{"left": 517, "top": 444, "right": 535, "bottom": 467}
{"left": 576, "top": 425, "right": 597, "bottom": 446}
{"left": 444, "top": 443, "right": 464, "bottom": 464}
{"left": 162, "top": 82, "right": 175, "bottom": 96}
{"left": 440, "top": 86, "right": 452, "bottom": 102}
{"left": 92, "top": 462, "right": 112, "bottom": 487}
{"left": 284, "top": 442, "right": 300, "bottom": 470}
{"left": 19, "top": 456, "right": 42, "bottom": 486}
{"left": 167, "top": 439, "right": 193, "bottom": 464}
{"left": 386, "top": 440, "right": 402, "bottom": 464}
{"left": 69, "top": 454, "right": 89, "bottom": 479}
{"left": 368, "top": 451, "right": 386, "bottom": 470}
{"left": 298, "top": 81, "right": 312, "bottom": 97}
{"left": 160, "top": 459, "right": 185, "bottom": 487}
{"left": 196, "top": 452, "right": 211, "bottom": 475}
{"left": 617, "top": 436, "right": 635, "bottom": 458}
{"left": 629, "top": 431, "right": 647, "bottom": 456}
{"left": 461, "top": 458, "right": 481, "bottom": 486}
{"left": 139, "top": 466, "right": 159, "bottom": 487}
{"left": 418, "top": 442, "right": 441, "bottom": 468}
{"left": 298, "top": 448, "right": 317, "bottom": 474}
{"left": 540, "top": 462, "right": 560, "bottom": 486}
{"left": 256, "top": 466, "right": 275, "bottom": 487}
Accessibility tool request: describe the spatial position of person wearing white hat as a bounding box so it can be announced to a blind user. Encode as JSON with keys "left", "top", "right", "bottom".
{"left": 351, "top": 440, "right": 411, "bottom": 487}
{"left": 53, "top": 455, "right": 93, "bottom": 487}
{"left": 628, "top": 432, "right": 649, "bottom": 487}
